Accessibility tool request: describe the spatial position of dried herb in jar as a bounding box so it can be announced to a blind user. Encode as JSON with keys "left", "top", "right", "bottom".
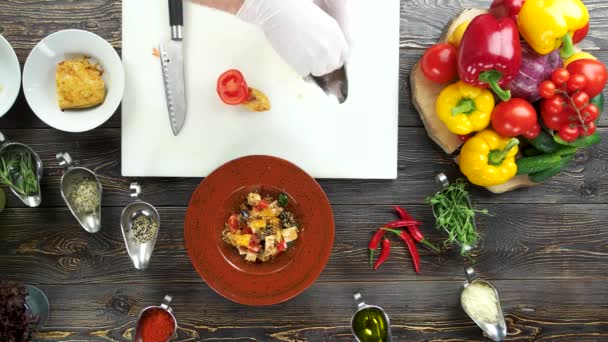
{"left": 132, "top": 215, "right": 158, "bottom": 244}
{"left": 66, "top": 178, "right": 99, "bottom": 215}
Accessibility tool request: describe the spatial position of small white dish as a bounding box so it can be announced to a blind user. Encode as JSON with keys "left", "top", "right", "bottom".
{"left": 0, "top": 35, "right": 21, "bottom": 118}
{"left": 23, "top": 30, "right": 124, "bottom": 132}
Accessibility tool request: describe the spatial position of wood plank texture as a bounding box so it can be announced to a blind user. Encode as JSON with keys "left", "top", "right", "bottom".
{"left": 27, "top": 282, "right": 608, "bottom": 341}
{"left": 0, "top": 128, "right": 606, "bottom": 208}
{"left": 1, "top": 0, "right": 608, "bottom": 341}
{"left": 1, "top": 204, "right": 607, "bottom": 285}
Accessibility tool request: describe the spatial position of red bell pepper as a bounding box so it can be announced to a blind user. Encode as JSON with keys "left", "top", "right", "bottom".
{"left": 489, "top": 0, "right": 525, "bottom": 21}
{"left": 572, "top": 23, "right": 590, "bottom": 44}
{"left": 458, "top": 14, "right": 522, "bottom": 102}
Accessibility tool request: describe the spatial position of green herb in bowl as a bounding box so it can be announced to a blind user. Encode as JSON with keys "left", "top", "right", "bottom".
{"left": 0, "top": 151, "right": 39, "bottom": 197}
{"left": 427, "top": 180, "right": 488, "bottom": 256}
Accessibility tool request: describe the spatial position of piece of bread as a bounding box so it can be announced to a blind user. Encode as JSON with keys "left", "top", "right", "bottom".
{"left": 56, "top": 57, "right": 106, "bottom": 110}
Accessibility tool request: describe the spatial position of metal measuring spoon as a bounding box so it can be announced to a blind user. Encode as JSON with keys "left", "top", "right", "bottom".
{"left": 431, "top": 173, "right": 476, "bottom": 253}
{"left": 0, "top": 132, "right": 43, "bottom": 207}
{"left": 351, "top": 292, "right": 392, "bottom": 342}
{"left": 461, "top": 267, "right": 507, "bottom": 341}
{"left": 121, "top": 183, "right": 160, "bottom": 270}
{"left": 309, "top": 66, "right": 349, "bottom": 104}
{"left": 133, "top": 295, "right": 177, "bottom": 342}
{"left": 56, "top": 152, "right": 102, "bottom": 233}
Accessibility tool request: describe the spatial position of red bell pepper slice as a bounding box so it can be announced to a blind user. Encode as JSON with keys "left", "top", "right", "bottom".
{"left": 256, "top": 200, "right": 269, "bottom": 211}
{"left": 277, "top": 241, "right": 287, "bottom": 252}
{"left": 458, "top": 14, "right": 522, "bottom": 102}
{"left": 227, "top": 214, "right": 239, "bottom": 233}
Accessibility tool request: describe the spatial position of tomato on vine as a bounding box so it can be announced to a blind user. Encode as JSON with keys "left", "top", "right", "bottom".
{"left": 539, "top": 80, "right": 557, "bottom": 99}
{"left": 551, "top": 68, "right": 570, "bottom": 86}
{"left": 566, "top": 73, "right": 587, "bottom": 93}
{"left": 558, "top": 124, "right": 580, "bottom": 142}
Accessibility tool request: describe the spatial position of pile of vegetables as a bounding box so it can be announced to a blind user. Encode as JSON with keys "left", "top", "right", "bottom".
{"left": 420, "top": 0, "right": 604, "bottom": 188}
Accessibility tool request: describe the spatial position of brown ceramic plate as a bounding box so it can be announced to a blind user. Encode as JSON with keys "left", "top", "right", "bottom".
{"left": 184, "top": 155, "right": 334, "bottom": 306}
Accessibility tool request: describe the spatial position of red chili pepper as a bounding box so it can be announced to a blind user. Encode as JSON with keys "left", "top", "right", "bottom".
{"left": 368, "top": 228, "right": 386, "bottom": 265}
{"left": 373, "top": 239, "right": 391, "bottom": 270}
{"left": 393, "top": 206, "right": 439, "bottom": 252}
{"left": 458, "top": 14, "right": 522, "bottom": 102}
{"left": 383, "top": 228, "right": 420, "bottom": 273}
{"left": 489, "top": 0, "right": 525, "bottom": 21}
{"left": 384, "top": 219, "right": 422, "bottom": 229}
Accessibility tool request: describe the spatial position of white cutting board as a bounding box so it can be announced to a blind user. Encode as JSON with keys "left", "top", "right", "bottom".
{"left": 122, "top": 0, "right": 399, "bottom": 178}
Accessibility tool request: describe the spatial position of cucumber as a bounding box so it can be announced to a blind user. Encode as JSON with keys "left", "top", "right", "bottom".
{"left": 554, "top": 133, "right": 602, "bottom": 148}
{"left": 523, "top": 147, "right": 542, "bottom": 157}
{"left": 591, "top": 93, "right": 604, "bottom": 113}
{"left": 556, "top": 146, "right": 579, "bottom": 156}
{"left": 529, "top": 131, "right": 559, "bottom": 153}
{"left": 516, "top": 154, "right": 563, "bottom": 175}
{"left": 529, "top": 154, "right": 574, "bottom": 183}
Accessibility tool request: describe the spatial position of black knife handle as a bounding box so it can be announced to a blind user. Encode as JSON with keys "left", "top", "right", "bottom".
{"left": 169, "top": 0, "right": 183, "bottom": 27}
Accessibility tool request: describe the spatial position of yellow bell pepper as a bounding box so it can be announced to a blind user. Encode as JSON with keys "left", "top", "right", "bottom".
{"left": 564, "top": 51, "right": 596, "bottom": 67}
{"left": 448, "top": 20, "right": 471, "bottom": 48}
{"left": 460, "top": 129, "right": 519, "bottom": 187}
{"left": 518, "top": 0, "right": 589, "bottom": 57}
{"left": 436, "top": 81, "right": 495, "bottom": 136}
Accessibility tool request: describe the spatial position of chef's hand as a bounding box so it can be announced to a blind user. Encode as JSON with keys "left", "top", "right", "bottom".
{"left": 193, "top": 0, "right": 352, "bottom": 77}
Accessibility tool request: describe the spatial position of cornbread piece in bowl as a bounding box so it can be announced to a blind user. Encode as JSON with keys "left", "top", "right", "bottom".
{"left": 56, "top": 57, "right": 106, "bottom": 110}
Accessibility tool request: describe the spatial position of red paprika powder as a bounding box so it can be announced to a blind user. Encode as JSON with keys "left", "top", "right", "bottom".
{"left": 139, "top": 308, "right": 176, "bottom": 342}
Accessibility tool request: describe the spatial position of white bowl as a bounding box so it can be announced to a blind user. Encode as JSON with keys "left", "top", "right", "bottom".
{"left": 0, "top": 35, "right": 21, "bottom": 118}
{"left": 23, "top": 30, "right": 124, "bottom": 132}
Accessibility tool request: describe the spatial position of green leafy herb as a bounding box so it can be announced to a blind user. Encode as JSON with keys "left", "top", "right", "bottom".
{"left": 427, "top": 180, "right": 488, "bottom": 256}
{"left": 278, "top": 193, "right": 288, "bottom": 207}
{"left": 0, "top": 151, "right": 39, "bottom": 196}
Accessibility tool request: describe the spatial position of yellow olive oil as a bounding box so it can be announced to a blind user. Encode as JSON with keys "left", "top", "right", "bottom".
{"left": 352, "top": 307, "right": 389, "bottom": 342}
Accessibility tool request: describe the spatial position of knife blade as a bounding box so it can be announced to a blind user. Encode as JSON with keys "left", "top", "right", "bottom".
{"left": 160, "top": 0, "right": 186, "bottom": 136}
{"left": 309, "top": 66, "right": 349, "bottom": 104}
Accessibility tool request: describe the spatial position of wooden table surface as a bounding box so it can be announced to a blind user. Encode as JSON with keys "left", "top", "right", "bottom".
{"left": 1, "top": 0, "right": 607, "bottom": 341}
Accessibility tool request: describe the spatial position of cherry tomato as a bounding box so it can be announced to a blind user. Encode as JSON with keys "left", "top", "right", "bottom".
{"left": 581, "top": 121, "right": 597, "bottom": 136}
{"left": 558, "top": 124, "right": 580, "bottom": 142}
{"left": 566, "top": 73, "right": 587, "bottom": 93}
{"left": 541, "top": 97, "right": 570, "bottom": 131}
{"left": 581, "top": 103, "right": 600, "bottom": 123}
{"left": 551, "top": 68, "right": 570, "bottom": 86}
{"left": 421, "top": 43, "right": 459, "bottom": 84}
{"left": 523, "top": 122, "right": 541, "bottom": 140}
{"left": 491, "top": 98, "right": 538, "bottom": 137}
{"left": 217, "top": 69, "right": 250, "bottom": 105}
{"left": 572, "top": 23, "right": 590, "bottom": 44}
{"left": 572, "top": 91, "right": 590, "bottom": 109}
{"left": 542, "top": 95, "right": 567, "bottom": 116}
{"left": 567, "top": 59, "right": 608, "bottom": 98}
{"left": 539, "top": 80, "right": 557, "bottom": 99}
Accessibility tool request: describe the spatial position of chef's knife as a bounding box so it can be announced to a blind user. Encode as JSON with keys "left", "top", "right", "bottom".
{"left": 309, "top": 66, "right": 349, "bottom": 104}
{"left": 160, "top": 0, "right": 187, "bottom": 136}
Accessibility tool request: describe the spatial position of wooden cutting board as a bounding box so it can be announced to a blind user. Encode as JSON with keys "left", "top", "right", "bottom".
{"left": 121, "top": 0, "right": 400, "bottom": 178}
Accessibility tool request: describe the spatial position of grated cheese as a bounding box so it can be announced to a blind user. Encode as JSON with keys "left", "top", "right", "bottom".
{"left": 461, "top": 281, "right": 500, "bottom": 324}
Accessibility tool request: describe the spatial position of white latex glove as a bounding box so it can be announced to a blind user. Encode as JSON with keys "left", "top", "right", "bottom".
{"left": 237, "top": 0, "right": 351, "bottom": 77}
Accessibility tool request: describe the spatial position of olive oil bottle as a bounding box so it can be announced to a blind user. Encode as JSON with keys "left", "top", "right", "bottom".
{"left": 351, "top": 292, "right": 391, "bottom": 342}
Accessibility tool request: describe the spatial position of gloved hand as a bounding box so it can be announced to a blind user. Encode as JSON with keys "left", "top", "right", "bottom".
{"left": 237, "top": 0, "right": 352, "bottom": 77}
